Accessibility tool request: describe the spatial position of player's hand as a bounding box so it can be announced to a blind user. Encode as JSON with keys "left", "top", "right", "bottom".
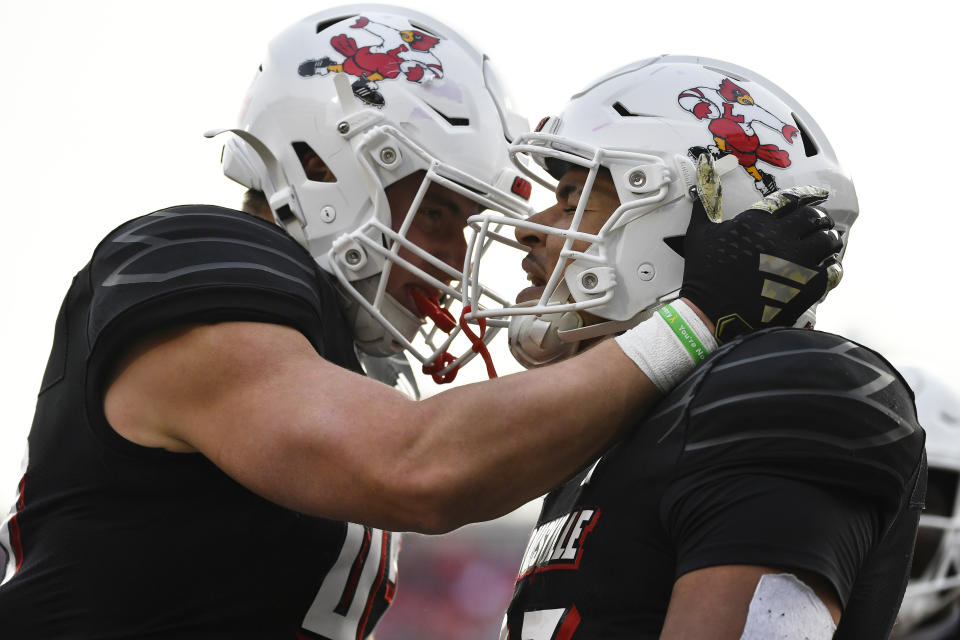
{"left": 679, "top": 186, "right": 843, "bottom": 343}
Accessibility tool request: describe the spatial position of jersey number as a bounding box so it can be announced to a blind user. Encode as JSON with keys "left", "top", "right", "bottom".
{"left": 300, "top": 523, "right": 398, "bottom": 640}
{"left": 513, "top": 606, "right": 581, "bottom": 640}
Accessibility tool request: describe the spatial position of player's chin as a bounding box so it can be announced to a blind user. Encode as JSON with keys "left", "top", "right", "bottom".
{"left": 515, "top": 285, "right": 545, "bottom": 304}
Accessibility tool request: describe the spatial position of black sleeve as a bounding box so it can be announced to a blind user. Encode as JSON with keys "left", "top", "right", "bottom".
{"left": 87, "top": 206, "right": 327, "bottom": 353}
{"left": 83, "top": 206, "right": 337, "bottom": 437}
{"left": 659, "top": 328, "right": 926, "bottom": 607}
{"left": 662, "top": 470, "right": 877, "bottom": 606}
{"left": 674, "top": 329, "right": 923, "bottom": 515}
{"left": 87, "top": 206, "right": 330, "bottom": 345}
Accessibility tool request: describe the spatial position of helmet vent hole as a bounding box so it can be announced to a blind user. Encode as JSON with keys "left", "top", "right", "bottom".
{"left": 315, "top": 16, "right": 354, "bottom": 33}
{"left": 428, "top": 105, "right": 469, "bottom": 127}
{"left": 409, "top": 22, "right": 440, "bottom": 38}
{"left": 791, "top": 113, "right": 819, "bottom": 158}
{"left": 292, "top": 142, "right": 337, "bottom": 182}
{"left": 612, "top": 102, "right": 657, "bottom": 118}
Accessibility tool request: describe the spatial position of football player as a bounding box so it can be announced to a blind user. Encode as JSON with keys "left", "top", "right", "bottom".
{"left": 0, "top": 10, "right": 842, "bottom": 639}
{"left": 894, "top": 368, "right": 960, "bottom": 639}
{"left": 463, "top": 56, "right": 926, "bottom": 639}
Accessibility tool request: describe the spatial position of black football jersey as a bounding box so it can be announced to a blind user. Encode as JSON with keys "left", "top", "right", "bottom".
{"left": 0, "top": 206, "right": 398, "bottom": 639}
{"left": 504, "top": 328, "right": 926, "bottom": 640}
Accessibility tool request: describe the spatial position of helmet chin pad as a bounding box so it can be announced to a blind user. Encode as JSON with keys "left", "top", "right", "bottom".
{"left": 341, "top": 275, "right": 421, "bottom": 357}
{"left": 508, "top": 308, "right": 583, "bottom": 369}
{"left": 507, "top": 284, "right": 584, "bottom": 368}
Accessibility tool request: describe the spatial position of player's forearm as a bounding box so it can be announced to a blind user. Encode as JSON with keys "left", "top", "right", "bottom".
{"left": 127, "top": 321, "right": 660, "bottom": 533}
{"left": 403, "top": 339, "right": 658, "bottom": 532}
{"left": 253, "top": 338, "right": 658, "bottom": 534}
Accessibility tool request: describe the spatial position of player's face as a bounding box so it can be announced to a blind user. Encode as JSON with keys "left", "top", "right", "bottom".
{"left": 515, "top": 167, "right": 619, "bottom": 320}
{"left": 384, "top": 171, "right": 475, "bottom": 318}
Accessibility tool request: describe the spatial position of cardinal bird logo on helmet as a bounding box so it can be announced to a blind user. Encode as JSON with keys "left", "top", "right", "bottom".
{"left": 678, "top": 78, "right": 800, "bottom": 196}
{"left": 297, "top": 16, "right": 444, "bottom": 107}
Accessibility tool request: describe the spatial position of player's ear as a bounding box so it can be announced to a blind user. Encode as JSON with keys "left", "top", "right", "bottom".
{"left": 292, "top": 142, "right": 337, "bottom": 183}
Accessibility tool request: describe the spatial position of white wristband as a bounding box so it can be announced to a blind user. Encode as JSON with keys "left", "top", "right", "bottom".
{"left": 614, "top": 299, "right": 718, "bottom": 394}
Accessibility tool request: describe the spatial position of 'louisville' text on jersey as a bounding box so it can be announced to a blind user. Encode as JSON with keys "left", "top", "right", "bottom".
{"left": 518, "top": 509, "right": 600, "bottom": 579}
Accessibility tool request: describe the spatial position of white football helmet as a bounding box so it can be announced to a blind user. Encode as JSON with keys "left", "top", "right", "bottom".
{"left": 461, "top": 55, "right": 858, "bottom": 368}
{"left": 896, "top": 367, "right": 960, "bottom": 635}
{"left": 208, "top": 5, "right": 531, "bottom": 381}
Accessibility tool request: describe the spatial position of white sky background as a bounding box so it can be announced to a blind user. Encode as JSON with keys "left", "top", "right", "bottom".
{"left": 1, "top": 0, "right": 958, "bottom": 506}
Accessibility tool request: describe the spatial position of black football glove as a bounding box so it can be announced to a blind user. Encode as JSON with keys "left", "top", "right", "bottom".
{"left": 679, "top": 186, "right": 843, "bottom": 344}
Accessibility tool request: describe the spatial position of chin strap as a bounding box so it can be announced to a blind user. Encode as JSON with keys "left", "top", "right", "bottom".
{"left": 422, "top": 351, "right": 459, "bottom": 384}
{"left": 460, "top": 306, "right": 497, "bottom": 380}
{"left": 411, "top": 290, "right": 497, "bottom": 384}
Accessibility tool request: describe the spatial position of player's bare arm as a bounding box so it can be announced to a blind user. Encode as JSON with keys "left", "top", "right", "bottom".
{"left": 104, "top": 319, "right": 654, "bottom": 534}
{"left": 660, "top": 565, "right": 841, "bottom": 639}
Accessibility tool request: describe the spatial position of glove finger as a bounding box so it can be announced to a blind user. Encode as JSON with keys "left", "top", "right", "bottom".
{"left": 794, "top": 228, "right": 843, "bottom": 267}
{"left": 685, "top": 196, "right": 712, "bottom": 232}
{"left": 682, "top": 197, "right": 713, "bottom": 249}
{"left": 774, "top": 270, "right": 829, "bottom": 327}
{"left": 782, "top": 205, "right": 837, "bottom": 239}
{"left": 751, "top": 185, "right": 830, "bottom": 219}
{"left": 823, "top": 258, "right": 844, "bottom": 292}
{"left": 786, "top": 185, "right": 830, "bottom": 211}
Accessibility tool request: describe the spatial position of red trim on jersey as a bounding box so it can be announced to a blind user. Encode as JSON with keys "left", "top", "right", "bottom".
{"left": 570, "top": 509, "right": 600, "bottom": 566}
{"left": 335, "top": 526, "right": 372, "bottom": 615}
{"left": 517, "top": 509, "right": 602, "bottom": 582}
{"left": 356, "top": 531, "right": 390, "bottom": 640}
{"left": 556, "top": 605, "right": 582, "bottom": 640}
{"left": 8, "top": 474, "right": 26, "bottom": 574}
